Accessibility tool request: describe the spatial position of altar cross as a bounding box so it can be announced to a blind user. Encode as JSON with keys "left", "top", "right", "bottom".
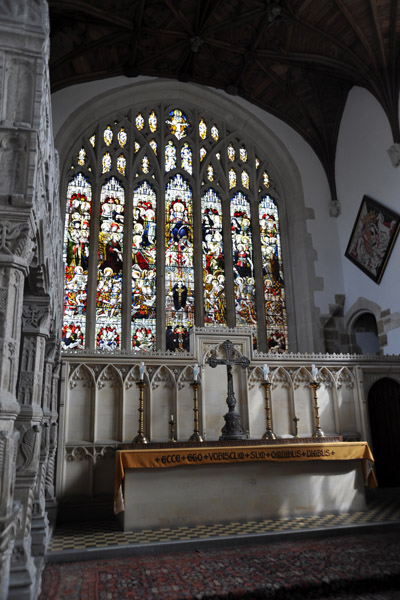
{"left": 207, "top": 340, "right": 249, "bottom": 440}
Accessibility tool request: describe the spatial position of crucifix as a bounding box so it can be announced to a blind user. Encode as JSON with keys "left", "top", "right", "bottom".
{"left": 207, "top": 339, "right": 249, "bottom": 440}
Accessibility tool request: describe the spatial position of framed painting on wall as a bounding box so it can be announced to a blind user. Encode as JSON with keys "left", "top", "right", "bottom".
{"left": 345, "top": 196, "right": 400, "bottom": 283}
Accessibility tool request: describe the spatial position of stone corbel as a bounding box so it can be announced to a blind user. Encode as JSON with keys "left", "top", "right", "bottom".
{"left": 387, "top": 143, "right": 400, "bottom": 167}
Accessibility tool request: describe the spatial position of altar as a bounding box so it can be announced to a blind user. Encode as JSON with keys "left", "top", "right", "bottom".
{"left": 114, "top": 441, "right": 376, "bottom": 531}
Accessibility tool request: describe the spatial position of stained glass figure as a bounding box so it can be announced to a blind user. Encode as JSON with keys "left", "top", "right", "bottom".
{"left": 199, "top": 118, "right": 207, "bottom": 139}
{"left": 77, "top": 148, "right": 86, "bottom": 166}
{"left": 165, "top": 174, "right": 194, "bottom": 351}
{"left": 181, "top": 142, "right": 192, "bottom": 174}
{"left": 228, "top": 143, "right": 235, "bottom": 162}
{"left": 241, "top": 170, "right": 250, "bottom": 189}
{"left": 207, "top": 164, "right": 214, "bottom": 182}
{"left": 149, "top": 139, "right": 157, "bottom": 155}
{"left": 95, "top": 177, "right": 125, "bottom": 350}
{"left": 200, "top": 147, "right": 207, "bottom": 162}
{"left": 89, "top": 135, "right": 95, "bottom": 148}
{"left": 231, "top": 192, "right": 257, "bottom": 327}
{"left": 62, "top": 173, "right": 92, "bottom": 350}
{"left": 102, "top": 152, "right": 112, "bottom": 173}
{"left": 211, "top": 125, "right": 219, "bottom": 141}
{"left": 117, "top": 155, "right": 126, "bottom": 176}
{"left": 132, "top": 181, "right": 157, "bottom": 351}
{"left": 104, "top": 125, "right": 113, "bottom": 147}
{"left": 259, "top": 195, "right": 287, "bottom": 353}
{"left": 229, "top": 168, "right": 237, "bottom": 189}
{"left": 134, "top": 141, "right": 140, "bottom": 154}
{"left": 148, "top": 110, "right": 157, "bottom": 133}
{"left": 136, "top": 113, "right": 144, "bottom": 130}
{"left": 165, "top": 140, "right": 177, "bottom": 172}
{"left": 142, "top": 155, "right": 150, "bottom": 174}
{"left": 202, "top": 189, "right": 226, "bottom": 325}
{"left": 166, "top": 109, "right": 190, "bottom": 140}
{"left": 263, "top": 171, "right": 270, "bottom": 187}
{"left": 118, "top": 128, "right": 127, "bottom": 148}
{"left": 240, "top": 146, "right": 248, "bottom": 162}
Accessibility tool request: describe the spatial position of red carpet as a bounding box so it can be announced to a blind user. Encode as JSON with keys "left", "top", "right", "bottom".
{"left": 40, "top": 531, "right": 400, "bottom": 599}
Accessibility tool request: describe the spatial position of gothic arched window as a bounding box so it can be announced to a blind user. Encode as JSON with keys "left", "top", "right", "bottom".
{"left": 62, "top": 105, "right": 288, "bottom": 353}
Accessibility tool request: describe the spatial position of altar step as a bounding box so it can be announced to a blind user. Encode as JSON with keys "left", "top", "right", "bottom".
{"left": 46, "top": 487, "right": 400, "bottom": 563}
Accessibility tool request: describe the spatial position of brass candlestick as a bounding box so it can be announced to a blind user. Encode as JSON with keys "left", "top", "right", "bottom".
{"left": 189, "top": 381, "right": 203, "bottom": 442}
{"left": 169, "top": 416, "right": 177, "bottom": 443}
{"left": 132, "top": 380, "right": 148, "bottom": 444}
{"left": 310, "top": 381, "right": 324, "bottom": 438}
{"left": 292, "top": 415, "right": 299, "bottom": 438}
{"left": 261, "top": 381, "right": 276, "bottom": 440}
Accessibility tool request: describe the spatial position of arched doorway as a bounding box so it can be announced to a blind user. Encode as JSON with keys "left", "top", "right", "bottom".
{"left": 368, "top": 377, "right": 400, "bottom": 486}
{"left": 352, "top": 312, "right": 380, "bottom": 355}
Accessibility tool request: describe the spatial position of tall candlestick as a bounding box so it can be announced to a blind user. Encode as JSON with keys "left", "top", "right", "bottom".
{"left": 263, "top": 364, "right": 269, "bottom": 381}
{"left": 193, "top": 363, "right": 198, "bottom": 381}
{"left": 139, "top": 361, "right": 144, "bottom": 380}
{"left": 311, "top": 363, "right": 317, "bottom": 380}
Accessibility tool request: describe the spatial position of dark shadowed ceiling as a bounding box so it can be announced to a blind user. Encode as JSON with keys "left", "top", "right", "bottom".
{"left": 48, "top": 0, "right": 400, "bottom": 200}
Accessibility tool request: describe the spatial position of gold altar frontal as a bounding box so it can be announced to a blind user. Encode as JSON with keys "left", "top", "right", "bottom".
{"left": 114, "top": 441, "right": 376, "bottom": 531}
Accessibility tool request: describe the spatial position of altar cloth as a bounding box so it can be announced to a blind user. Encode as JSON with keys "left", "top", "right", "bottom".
{"left": 114, "top": 441, "right": 376, "bottom": 515}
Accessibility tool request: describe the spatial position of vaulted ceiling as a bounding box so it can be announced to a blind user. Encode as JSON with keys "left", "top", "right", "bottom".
{"left": 49, "top": 0, "right": 400, "bottom": 201}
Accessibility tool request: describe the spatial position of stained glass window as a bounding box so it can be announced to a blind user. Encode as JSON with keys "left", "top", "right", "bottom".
{"left": 166, "top": 109, "right": 189, "bottom": 140}
{"left": 95, "top": 178, "right": 124, "bottom": 350}
{"left": 229, "top": 168, "right": 236, "bottom": 189}
{"left": 132, "top": 181, "right": 157, "bottom": 351}
{"left": 102, "top": 152, "right": 112, "bottom": 173}
{"left": 259, "top": 195, "right": 287, "bottom": 352}
{"left": 231, "top": 192, "right": 257, "bottom": 327}
{"left": 62, "top": 173, "right": 92, "bottom": 351}
{"left": 63, "top": 105, "right": 288, "bottom": 354}
{"left": 104, "top": 125, "right": 113, "bottom": 146}
{"left": 117, "top": 155, "right": 126, "bottom": 176}
{"left": 118, "top": 128, "right": 127, "bottom": 148}
{"left": 148, "top": 110, "right": 157, "bottom": 133}
{"left": 136, "top": 113, "right": 144, "bottom": 130}
{"left": 165, "top": 174, "right": 194, "bottom": 351}
{"left": 199, "top": 118, "right": 207, "bottom": 139}
{"left": 202, "top": 189, "right": 226, "bottom": 325}
{"left": 181, "top": 142, "right": 192, "bottom": 174}
{"left": 165, "top": 140, "right": 177, "bottom": 172}
{"left": 149, "top": 139, "right": 157, "bottom": 155}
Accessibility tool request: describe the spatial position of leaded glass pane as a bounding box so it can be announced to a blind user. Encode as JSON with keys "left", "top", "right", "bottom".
{"left": 149, "top": 139, "right": 157, "bottom": 155}
{"left": 240, "top": 146, "right": 248, "bottom": 162}
{"left": 181, "top": 142, "right": 192, "bottom": 174}
{"left": 259, "top": 196, "right": 287, "bottom": 353}
{"left": 165, "top": 140, "right": 176, "bottom": 172}
{"left": 202, "top": 189, "right": 226, "bottom": 325}
{"left": 77, "top": 148, "right": 86, "bottom": 166}
{"left": 241, "top": 170, "right": 250, "bottom": 189}
{"left": 199, "top": 118, "right": 207, "bottom": 139}
{"left": 200, "top": 147, "right": 207, "bottom": 162}
{"left": 89, "top": 135, "right": 96, "bottom": 148}
{"left": 62, "top": 173, "right": 92, "bottom": 350}
{"left": 263, "top": 171, "right": 270, "bottom": 187}
{"left": 148, "top": 110, "right": 157, "bottom": 133}
{"left": 104, "top": 125, "right": 113, "bottom": 146}
{"left": 118, "top": 128, "right": 127, "bottom": 148}
{"left": 207, "top": 164, "right": 214, "bottom": 182}
{"left": 229, "top": 168, "right": 236, "bottom": 189}
{"left": 102, "top": 152, "right": 112, "bottom": 173}
{"left": 231, "top": 192, "right": 257, "bottom": 326}
{"left": 228, "top": 143, "right": 235, "bottom": 162}
{"left": 117, "top": 155, "right": 126, "bottom": 176}
{"left": 95, "top": 177, "right": 124, "bottom": 350}
{"left": 211, "top": 125, "right": 219, "bottom": 141}
{"left": 134, "top": 141, "right": 140, "bottom": 153}
{"left": 132, "top": 181, "right": 157, "bottom": 351}
{"left": 255, "top": 157, "right": 260, "bottom": 169}
{"left": 166, "top": 109, "right": 189, "bottom": 140}
{"left": 165, "top": 174, "right": 194, "bottom": 351}
{"left": 216, "top": 152, "right": 221, "bottom": 160}
{"left": 142, "top": 155, "right": 150, "bottom": 174}
{"left": 136, "top": 113, "right": 144, "bottom": 130}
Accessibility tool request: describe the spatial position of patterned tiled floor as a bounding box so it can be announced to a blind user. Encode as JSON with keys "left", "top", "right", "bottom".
{"left": 47, "top": 488, "right": 400, "bottom": 558}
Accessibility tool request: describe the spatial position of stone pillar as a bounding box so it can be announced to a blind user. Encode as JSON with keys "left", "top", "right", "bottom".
{"left": 45, "top": 361, "right": 60, "bottom": 525}
{"left": 9, "top": 297, "right": 50, "bottom": 600}
{"left": 0, "top": 232, "right": 34, "bottom": 599}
